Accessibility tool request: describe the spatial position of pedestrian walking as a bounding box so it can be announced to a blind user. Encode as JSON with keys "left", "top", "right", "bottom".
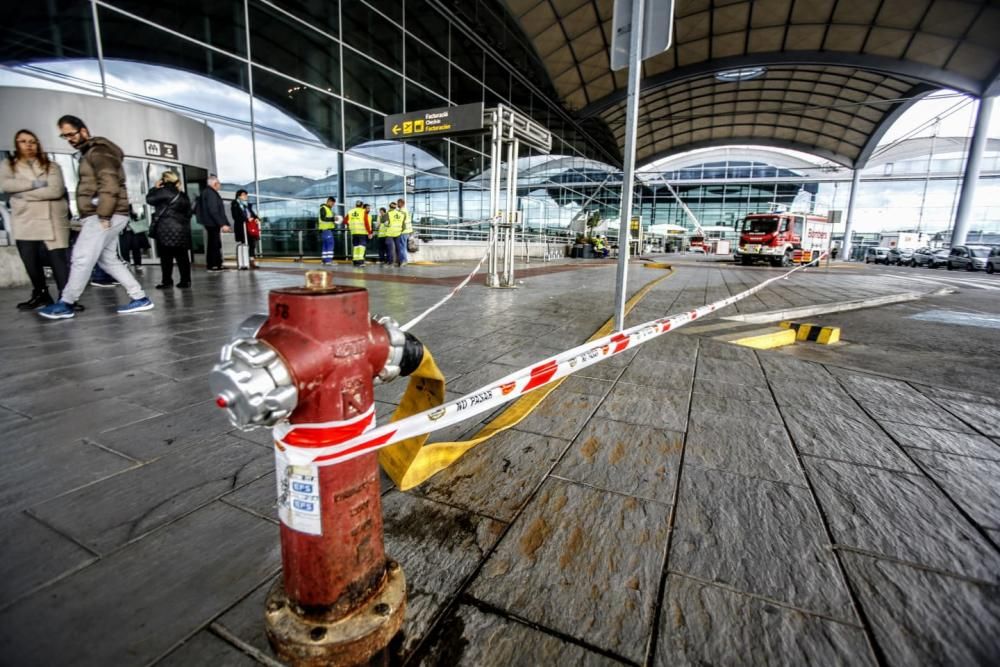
{"left": 147, "top": 170, "right": 192, "bottom": 289}
{"left": 0, "top": 129, "right": 71, "bottom": 310}
{"left": 318, "top": 196, "right": 337, "bottom": 264}
{"left": 38, "top": 115, "right": 152, "bottom": 319}
{"left": 231, "top": 189, "right": 259, "bottom": 270}
{"left": 346, "top": 199, "right": 371, "bottom": 267}
{"left": 197, "top": 174, "right": 230, "bottom": 271}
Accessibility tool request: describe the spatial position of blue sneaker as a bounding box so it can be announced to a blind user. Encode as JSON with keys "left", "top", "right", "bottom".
{"left": 38, "top": 301, "right": 76, "bottom": 320}
{"left": 117, "top": 297, "right": 154, "bottom": 314}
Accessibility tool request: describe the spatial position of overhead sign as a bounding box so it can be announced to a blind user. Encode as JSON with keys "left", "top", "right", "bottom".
{"left": 384, "top": 103, "right": 484, "bottom": 140}
{"left": 611, "top": 0, "right": 674, "bottom": 71}
{"left": 144, "top": 139, "right": 178, "bottom": 161}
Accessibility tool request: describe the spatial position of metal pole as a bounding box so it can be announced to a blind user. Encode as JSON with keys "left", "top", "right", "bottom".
{"left": 840, "top": 169, "right": 861, "bottom": 261}
{"left": 297, "top": 229, "right": 303, "bottom": 261}
{"left": 951, "top": 96, "right": 994, "bottom": 248}
{"left": 504, "top": 135, "right": 517, "bottom": 286}
{"left": 487, "top": 108, "right": 502, "bottom": 286}
{"left": 612, "top": 0, "right": 645, "bottom": 332}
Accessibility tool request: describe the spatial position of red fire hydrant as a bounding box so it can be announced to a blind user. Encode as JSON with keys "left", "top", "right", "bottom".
{"left": 209, "top": 271, "right": 423, "bottom": 665}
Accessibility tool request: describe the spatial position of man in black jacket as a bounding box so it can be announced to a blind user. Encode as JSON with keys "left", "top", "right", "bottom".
{"left": 198, "top": 174, "right": 230, "bottom": 271}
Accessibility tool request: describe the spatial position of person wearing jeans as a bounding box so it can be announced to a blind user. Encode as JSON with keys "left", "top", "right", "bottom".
{"left": 39, "top": 114, "right": 152, "bottom": 319}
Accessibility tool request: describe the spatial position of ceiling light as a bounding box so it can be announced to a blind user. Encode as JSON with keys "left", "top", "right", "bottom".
{"left": 715, "top": 67, "right": 766, "bottom": 82}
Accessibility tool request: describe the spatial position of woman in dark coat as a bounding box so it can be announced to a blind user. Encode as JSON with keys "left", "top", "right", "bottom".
{"left": 146, "top": 170, "right": 192, "bottom": 288}
{"left": 230, "top": 189, "right": 258, "bottom": 269}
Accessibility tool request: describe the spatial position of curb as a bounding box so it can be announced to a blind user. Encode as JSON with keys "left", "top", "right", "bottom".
{"left": 721, "top": 290, "right": 938, "bottom": 325}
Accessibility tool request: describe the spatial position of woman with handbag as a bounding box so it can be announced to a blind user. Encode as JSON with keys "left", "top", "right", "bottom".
{"left": 0, "top": 129, "right": 71, "bottom": 310}
{"left": 231, "top": 189, "right": 259, "bottom": 270}
{"left": 146, "top": 170, "right": 192, "bottom": 288}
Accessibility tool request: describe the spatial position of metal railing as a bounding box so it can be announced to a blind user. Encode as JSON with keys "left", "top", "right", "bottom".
{"left": 253, "top": 223, "right": 577, "bottom": 261}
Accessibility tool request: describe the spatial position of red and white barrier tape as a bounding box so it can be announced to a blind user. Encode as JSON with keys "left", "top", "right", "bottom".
{"left": 274, "top": 254, "right": 825, "bottom": 466}
{"left": 401, "top": 248, "right": 491, "bottom": 332}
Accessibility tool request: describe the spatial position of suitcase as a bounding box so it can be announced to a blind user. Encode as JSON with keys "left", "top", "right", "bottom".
{"left": 236, "top": 242, "right": 251, "bottom": 270}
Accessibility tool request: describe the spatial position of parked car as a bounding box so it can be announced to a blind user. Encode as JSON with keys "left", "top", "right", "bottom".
{"left": 887, "top": 247, "right": 915, "bottom": 265}
{"left": 947, "top": 245, "right": 991, "bottom": 271}
{"left": 926, "top": 248, "right": 951, "bottom": 269}
{"left": 864, "top": 247, "right": 890, "bottom": 264}
{"left": 910, "top": 247, "right": 939, "bottom": 267}
{"left": 988, "top": 247, "right": 1000, "bottom": 274}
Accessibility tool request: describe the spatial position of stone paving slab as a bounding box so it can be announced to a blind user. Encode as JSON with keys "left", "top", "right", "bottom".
{"left": 830, "top": 370, "right": 975, "bottom": 433}
{"left": 906, "top": 449, "right": 1000, "bottom": 530}
{"left": 803, "top": 457, "right": 1000, "bottom": 582}
{"left": 781, "top": 404, "right": 921, "bottom": 472}
{"left": 158, "top": 631, "right": 259, "bottom": 666}
{"left": 553, "top": 419, "right": 682, "bottom": 504}
{"left": 685, "top": 413, "right": 805, "bottom": 486}
{"left": 889, "top": 422, "right": 1000, "bottom": 461}
{"left": 6, "top": 397, "right": 162, "bottom": 447}
{"left": 0, "top": 510, "right": 96, "bottom": 609}
{"left": 470, "top": 477, "right": 671, "bottom": 663}
{"left": 595, "top": 381, "right": 690, "bottom": 432}
{"left": 0, "top": 502, "right": 280, "bottom": 666}
{"left": 840, "top": 552, "right": 1000, "bottom": 667}
{"left": 2, "top": 435, "right": 138, "bottom": 512}
{"left": 656, "top": 574, "right": 873, "bottom": 666}
{"left": 91, "top": 398, "right": 234, "bottom": 461}
{"left": 412, "top": 428, "right": 570, "bottom": 522}
{"left": 670, "top": 466, "right": 856, "bottom": 621}
{"left": 30, "top": 435, "right": 272, "bottom": 555}
{"left": 418, "top": 602, "right": 624, "bottom": 666}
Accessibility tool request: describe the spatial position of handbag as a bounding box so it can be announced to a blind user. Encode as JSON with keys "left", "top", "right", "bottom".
{"left": 407, "top": 235, "right": 419, "bottom": 253}
{"left": 246, "top": 217, "right": 261, "bottom": 239}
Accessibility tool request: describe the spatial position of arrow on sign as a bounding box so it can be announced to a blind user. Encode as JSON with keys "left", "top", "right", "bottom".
{"left": 392, "top": 124, "right": 401, "bottom": 136}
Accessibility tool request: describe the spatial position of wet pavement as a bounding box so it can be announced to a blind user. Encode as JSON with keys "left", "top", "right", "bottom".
{"left": 1, "top": 257, "right": 998, "bottom": 665}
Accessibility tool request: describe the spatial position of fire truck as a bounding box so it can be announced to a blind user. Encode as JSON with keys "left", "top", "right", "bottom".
{"left": 738, "top": 212, "right": 832, "bottom": 266}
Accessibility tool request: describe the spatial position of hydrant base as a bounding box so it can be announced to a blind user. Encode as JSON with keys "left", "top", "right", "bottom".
{"left": 265, "top": 562, "right": 406, "bottom": 666}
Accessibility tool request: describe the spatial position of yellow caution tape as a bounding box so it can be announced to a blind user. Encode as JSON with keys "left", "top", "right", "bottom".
{"left": 379, "top": 266, "right": 674, "bottom": 490}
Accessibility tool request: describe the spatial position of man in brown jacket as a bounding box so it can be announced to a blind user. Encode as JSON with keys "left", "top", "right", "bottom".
{"left": 39, "top": 115, "right": 153, "bottom": 319}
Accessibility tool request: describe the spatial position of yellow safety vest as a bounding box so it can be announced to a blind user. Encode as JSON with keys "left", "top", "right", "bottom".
{"left": 347, "top": 207, "right": 367, "bottom": 235}
{"left": 377, "top": 214, "right": 389, "bottom": 237}
{"left": 386, "top": 210, "right": 404, "bottom": 237}
{"left": 401, "top": 208, "right": 413, "bottom": 234}
{"left": 318, "top": 204, "right": 336, "bottom": 230}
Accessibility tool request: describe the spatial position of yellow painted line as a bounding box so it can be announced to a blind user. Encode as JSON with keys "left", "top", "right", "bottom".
{"left": 643, "top": 262, "right": 672, "bottom": 269}
{"left": 779, "top": 321, "right": 842, "bottom": 344}
{"left": 717, "top": 326, "right": 797, "bottom": 349}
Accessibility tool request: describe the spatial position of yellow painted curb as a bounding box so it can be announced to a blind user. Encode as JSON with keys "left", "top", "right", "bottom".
{"left": 643, "top": 262, "right": 673, "bottom": 269}
{"left": 718, "top": 327, "right": 797, "bottom": 349}
{"left": 779, "top": 321, "right": 841, "bottom": 344}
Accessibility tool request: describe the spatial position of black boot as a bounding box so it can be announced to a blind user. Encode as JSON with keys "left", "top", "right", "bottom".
{"left": 17, "top": 290, "right": 53, "bottom": 311}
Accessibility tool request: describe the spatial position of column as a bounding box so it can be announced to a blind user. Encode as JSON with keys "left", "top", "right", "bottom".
{"left": 950, "top": 96, "right": 995, "bottom": 248}
{"left": 840, "top": 169, "right": 861, "bottom": 261}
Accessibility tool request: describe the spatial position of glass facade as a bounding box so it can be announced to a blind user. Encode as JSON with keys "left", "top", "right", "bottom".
{"left": 0, "top": 0, "right": 620, "bottom": 256}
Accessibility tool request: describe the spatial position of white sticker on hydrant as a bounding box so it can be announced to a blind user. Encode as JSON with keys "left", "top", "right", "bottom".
{"left": 276, "top": 450, "right": 322, "bottom": 535}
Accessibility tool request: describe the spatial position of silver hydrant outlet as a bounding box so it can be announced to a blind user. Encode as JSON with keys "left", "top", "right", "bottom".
{"left": 210, "top": 335, "right": 298, "bottom": 430}
{"left": 374, "top": 315, "right": 407, "bottom": 385}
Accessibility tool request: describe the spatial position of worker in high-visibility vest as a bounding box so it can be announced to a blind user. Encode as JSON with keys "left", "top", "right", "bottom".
{"left": 317, "top": 196, "right": 337, "bottom": 264}
{"left": 376, "top": 206, "right": 390, "bottom": 264}
{"left": 346, "top": 199, "right": 372, "bottom": 266}
{"left": 396, "top": 198, "right": 412, "bottom": 266}
{"left": 385, "top": 201, "right": 404, "bottom": 267}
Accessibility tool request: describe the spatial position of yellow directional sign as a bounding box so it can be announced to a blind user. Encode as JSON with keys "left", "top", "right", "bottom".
{"left": 384, "top": 103, "right": 484, "bottom": 140}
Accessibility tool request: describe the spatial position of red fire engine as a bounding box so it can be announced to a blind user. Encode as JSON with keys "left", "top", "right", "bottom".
{"left": 738, "top": 212, "right": 831, "bottom": 266}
